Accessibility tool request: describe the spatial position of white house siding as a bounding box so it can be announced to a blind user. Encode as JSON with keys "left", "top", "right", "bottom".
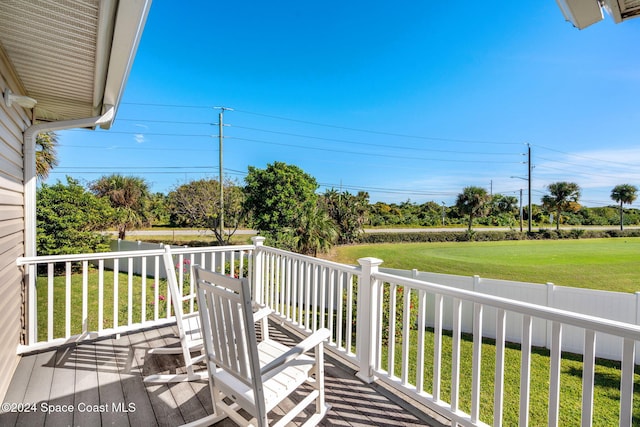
{"left": 0, "top": 62, "right": 29, "bottom": 401}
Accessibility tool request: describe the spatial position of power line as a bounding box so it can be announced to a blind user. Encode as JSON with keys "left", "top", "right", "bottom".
{"left": 233, "top": 108, "right": 522, "bottom": 145}
{"left": 532, "top": 143, "right": 637, "bottom": 168}
{"left": 230, "top": 137, "right": 521, "bottom": 164}
{"left": 231, "top": 125, "right": 517, "bottom": 155}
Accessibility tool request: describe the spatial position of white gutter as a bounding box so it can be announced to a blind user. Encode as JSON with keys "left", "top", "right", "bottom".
{"left": 23, "top": 106, "right": 114, "bottom": 258}
{"left": 22, "top": 108, "right": 114, "bottom": 344}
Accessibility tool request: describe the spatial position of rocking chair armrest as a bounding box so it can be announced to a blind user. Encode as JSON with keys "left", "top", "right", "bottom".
{"left": 260, "top": 328, "right": 330, "bottom": 377}
{"left": 253, "top": 306, "right": 272, "bottom": 323}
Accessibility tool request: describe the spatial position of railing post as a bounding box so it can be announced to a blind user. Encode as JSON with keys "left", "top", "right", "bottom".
{"left": 251, "top": 236, "right": 266, "bottom": 305}
{"left": 356, "top": 257, "right": 383, "bottom": 384}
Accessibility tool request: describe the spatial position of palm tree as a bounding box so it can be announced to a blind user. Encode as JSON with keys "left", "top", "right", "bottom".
{"left": 455, "top": 186, "right": 491, "bottom": 231}
{"left": 611, "top": 184, "right": 638, "bottom": 231}
{"left": 294, "top": 203, "right": 338, "bottom": 256}
{"left": 541, "top": 182, "right": 581, "bottom": 231}
{"left": 35, "top": 131, "right": 59, "bottom": 180}
{"left": 90, "top": 174, "right": 151, "bottom": 239}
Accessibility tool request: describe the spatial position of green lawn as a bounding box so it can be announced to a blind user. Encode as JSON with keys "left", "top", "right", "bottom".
{"left": 328, "top": 238, "right": 640, "bottom": 293}
{"left": 383, "top": 328, "right": 640, "bottom": 426}
{"left": 36, "top": 268, "right": 173, "bottom": 341}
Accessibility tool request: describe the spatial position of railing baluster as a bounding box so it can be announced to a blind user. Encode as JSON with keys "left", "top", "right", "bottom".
{"left": 279, "top": 254, "right": 284, "bottom": 314}
{"left": 127, "top": 257, "right": 133, "bottom": 326}
{"left": 312, "top": 265, "right": 319, "bottom": 332}
{"left": 416, "top": 289, "right": 426, "bottom": 393}
{"left": 401, "top": 286, "right": 411, "bottom": 386}
{"left": 548, "top": 321, "right": 562, "bottom": 427}
{"left": 319, "top": 266, "right": 326, "bottom": 330}
{"left": 388, "top": 283, "right": 397, "bottom": 376}
{"left": 154, "top": 255, "right": 159, "bottom": 321}
{"left": 141, "top": 256, "right": 147, "bottom": 323}
{"left": 336, "top": 271, "right": 344, "bottom": 349}
{"left": 345, "top": 272, "right": 353, "bottom": 351}
{"left": 113, "top": 258, "right": 119, "bottom": 327}
{"left": 494, "top": 308, "right": 506, "bottom": 427}
{"left": 375, "top": 279, "right": 384, "bottom": 371}
{"left": 328, "top": 269, "right": 335, "bottom": 345}
{"left": 433, "top": 293, "right": 443, "bottom": 402}
{"left": 98, "top": 260, "right": 104, "bottom": 331}
{"left": 47, "top": 263, "right": 54, "bottom": 341}
{"left": 471, "top": 302, "right": 483, "bottom": 423}
{"left": 520, "top": 315, "right": 533, "bottom": 426}
{"left": 269, "top": 253, "right": 276, "bottom": 309}
{"left": 620, "top": 338, "right": 635, "bottom": 427}
{"left": 292, "top": 259, "right": 299, "bottom": 325}
{"left": 286, "top": 257, "right": 292, "bottom": 320}
{"left": 581, "top": 329, "right": 596, "bottom": 427}
{"left": 82, "top": 261, "right": 88, "bottom": 333}
{"left": 65, "top": 261, "right": 71, "bottom": 338}
{"left": 450, "top": 297, "right": 462, "bottom": 413}
{"left": 305, "top": 262, "right": 311, "bottom": 331}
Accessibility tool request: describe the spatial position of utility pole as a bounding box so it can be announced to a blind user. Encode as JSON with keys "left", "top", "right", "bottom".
{"left": 519, "top": 188, "right": 523, "bottom": 232}
{"left": 527, "top": 143, "right": 532, "bottom": 233}
{"left": 215, "top": 106, "right": 233, "bottom": 243}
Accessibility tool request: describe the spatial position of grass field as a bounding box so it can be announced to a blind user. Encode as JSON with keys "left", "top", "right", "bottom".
{"left": 326, "top": 237, "right": 640, "bottom": 293}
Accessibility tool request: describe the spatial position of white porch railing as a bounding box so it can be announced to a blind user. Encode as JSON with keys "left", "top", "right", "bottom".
{"left": 16, "top": 244, "right": 254, "bottom": 352}
{"left": 16, "top": 237, "right": 640, "bottom": 426}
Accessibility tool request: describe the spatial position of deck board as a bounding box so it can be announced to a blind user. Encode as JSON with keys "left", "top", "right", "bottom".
{"left": 0, "top": 323, "right": 447, "bottom": 427}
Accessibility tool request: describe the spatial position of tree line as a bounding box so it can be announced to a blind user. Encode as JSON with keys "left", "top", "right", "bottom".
{"left": 37, "top": 162, "right": 640, "bottom": 256}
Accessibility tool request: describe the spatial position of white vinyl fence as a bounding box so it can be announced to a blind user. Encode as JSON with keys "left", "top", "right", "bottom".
{"left": 383, "top": 267, "right": 640, "bottom": 363}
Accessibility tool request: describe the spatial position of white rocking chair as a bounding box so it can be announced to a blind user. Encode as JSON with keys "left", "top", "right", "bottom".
{"left": 190, "top": 264, "right": 330, "bottom": 427}
{"left": 142, "top": 246, "right": 207, "bottom": 382}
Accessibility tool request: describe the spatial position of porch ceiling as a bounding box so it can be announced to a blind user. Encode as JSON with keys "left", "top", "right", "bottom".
{"left": 557, "top": 0, "right": 640, "bottom": 29}
{"left": 0, "top": 0, "right": 150, "bottom": 128}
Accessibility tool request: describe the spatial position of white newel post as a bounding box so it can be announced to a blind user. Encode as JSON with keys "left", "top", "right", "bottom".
{"left": 356, "top": 257, "right": 383, "bottom": 383}
{"left": 251, "top": 236, "right": 266, "bottom": 305}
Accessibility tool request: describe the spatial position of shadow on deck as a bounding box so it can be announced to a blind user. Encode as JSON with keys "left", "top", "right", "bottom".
{"left": 1, "top": 323, "right": 449, "bottom": 426}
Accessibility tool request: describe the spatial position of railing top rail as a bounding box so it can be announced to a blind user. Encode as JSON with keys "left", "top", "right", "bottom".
{"left": 259, "top": 245, "right": 361, "bottom": 275}
{"left": 374, "top": 271, "right": 640, "bottom": 341}
{"left": 168, "top": 244, "right": 255, "bottom": 255}
{"left": 16, "top": 244, "right": 256, "bottom": 266}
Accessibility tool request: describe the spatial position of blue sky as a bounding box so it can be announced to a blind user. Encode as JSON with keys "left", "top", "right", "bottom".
{"left": 51, "top": 1, "right": 640, "bottom": 207}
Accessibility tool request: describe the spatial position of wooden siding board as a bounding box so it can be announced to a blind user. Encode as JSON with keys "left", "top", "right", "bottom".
{"left": 0, "top": 204, "right": 22, "bottom": 221}
{"left": 0, "top": 232, "right": 23, "bottom": 257}
{"left": 0, "top": 188, "right": 22, "bottom": 206}
{"left": 0, "top": 153, "right": 22, "bottom": 181}
{"left": 0, "top": 175, "right": 22, "bottom": 196}
{"left": 0, "top": 55, "right": 27, "bottom": 406}
{"left": 0, "top": 218, "right": 23, "bottom": 240}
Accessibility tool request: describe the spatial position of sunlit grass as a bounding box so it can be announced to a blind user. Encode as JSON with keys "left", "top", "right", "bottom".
{"left": 329, "top": 238, "right": 640, "bottom": 293}
{"left": 35, "top": 266, "right": 171, "bottom": 341}
{"left": 380, "top": 328, "right": 640, "bottom": 426}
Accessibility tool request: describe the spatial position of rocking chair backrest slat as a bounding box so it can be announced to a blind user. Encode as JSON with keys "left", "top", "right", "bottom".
{"left": 194, "top": 265, "right": 263, "bottom": 391}
{"left": 163, "top": 247, "right": 187, "bottom": 335}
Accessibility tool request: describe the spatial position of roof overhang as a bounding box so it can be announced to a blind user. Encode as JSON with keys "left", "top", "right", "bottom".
{"left": 556, "top": 0, "right": 640, "bottom": 29}
{"left": 0, "top": 0, "right": 151, "bottom": 129}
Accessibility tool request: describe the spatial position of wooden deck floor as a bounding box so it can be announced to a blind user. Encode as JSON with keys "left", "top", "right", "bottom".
{"left": 1, "top": 323, "right": 448, "bottom": 427}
